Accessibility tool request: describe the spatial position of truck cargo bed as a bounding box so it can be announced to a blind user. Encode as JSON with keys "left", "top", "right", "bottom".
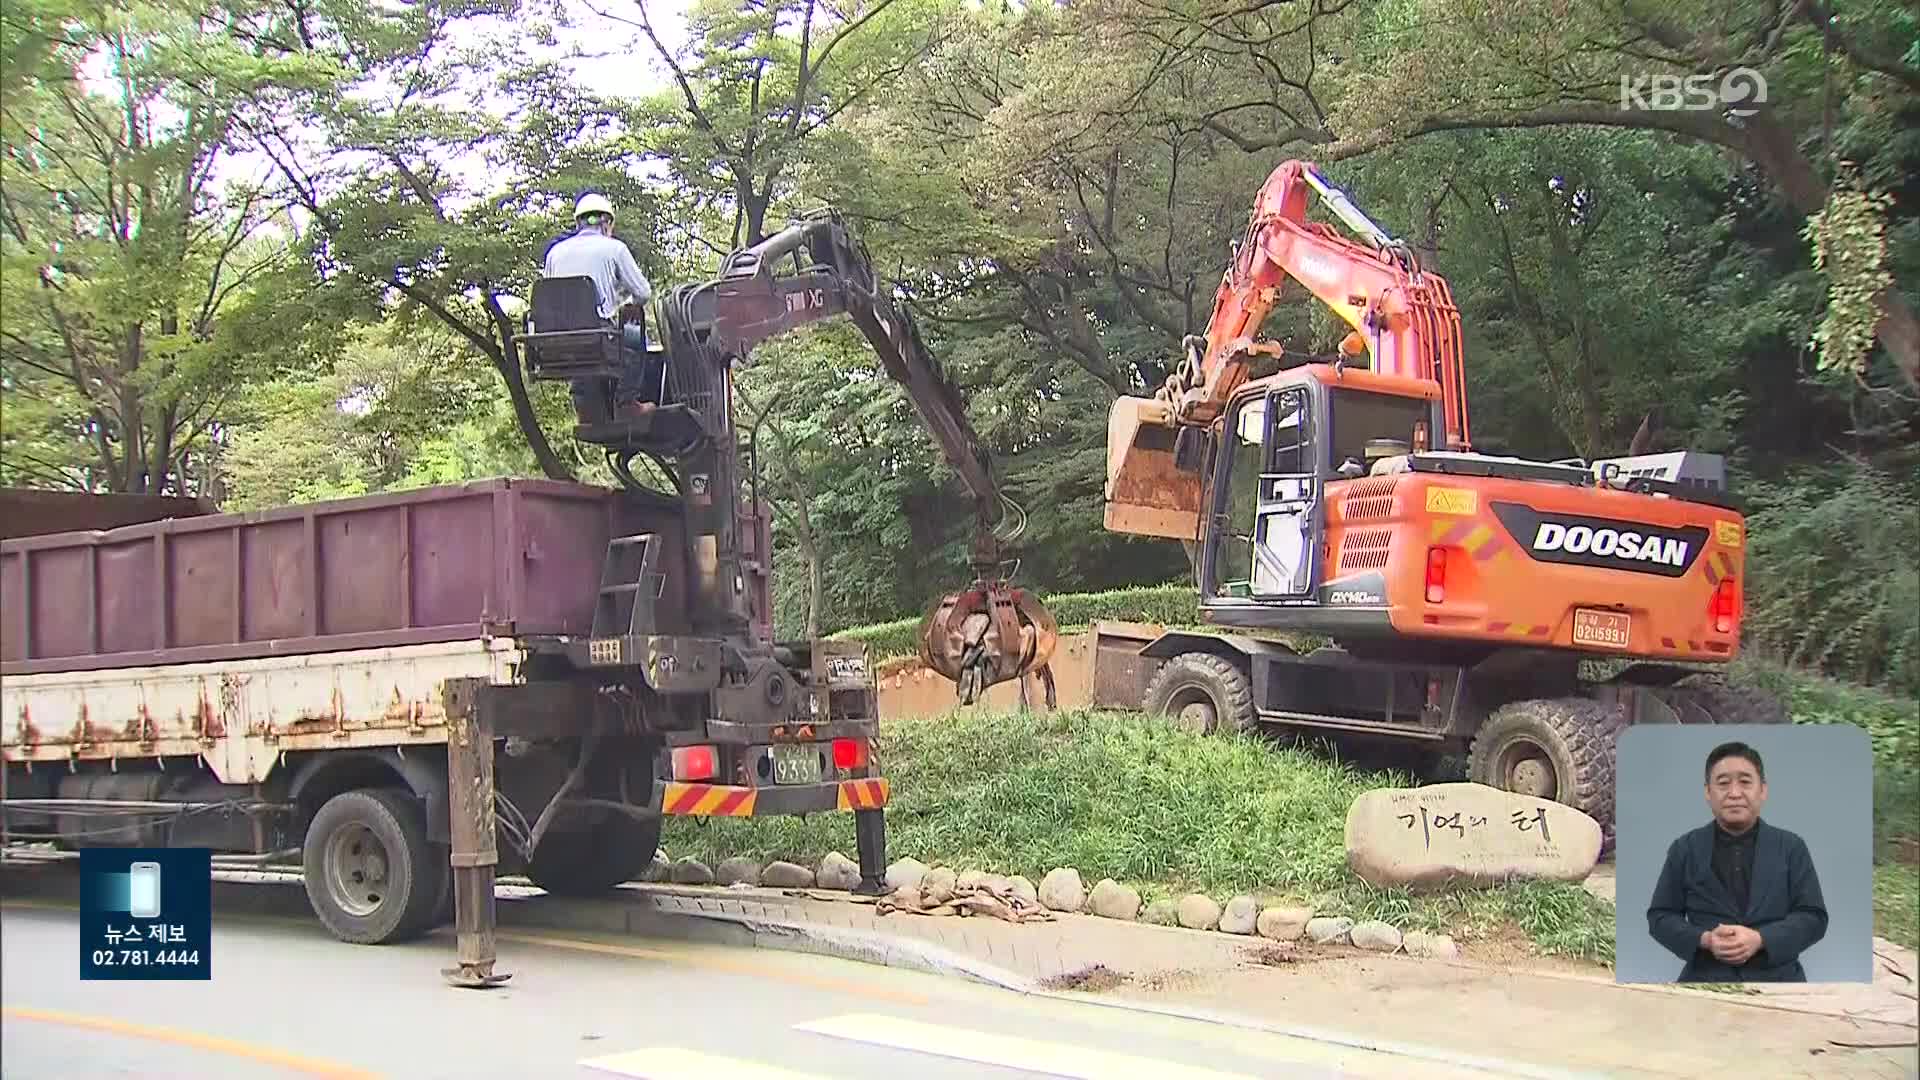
{"left": 1, "top": 477, "right": 685, "bottom": 675}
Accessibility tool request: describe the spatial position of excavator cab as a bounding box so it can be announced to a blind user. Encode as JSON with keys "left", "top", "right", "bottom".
{"left": 1202, "top": 381, "right": 1326, "bottom": 604}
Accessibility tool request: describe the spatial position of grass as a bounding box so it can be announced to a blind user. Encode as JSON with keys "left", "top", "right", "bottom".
{"left": 663, "top": 706, "right": 1619, "bottom": 965}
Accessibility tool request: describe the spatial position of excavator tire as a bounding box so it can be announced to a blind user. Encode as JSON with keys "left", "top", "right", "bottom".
{"left": 1468, "top": 698, "right": 1621, "bottom": 856}
{"left": 1142, "top": 652, "right": 1257, "bottom": 736}
{"left": 1668, "top": 674, "right": 1791, "bottom": 725}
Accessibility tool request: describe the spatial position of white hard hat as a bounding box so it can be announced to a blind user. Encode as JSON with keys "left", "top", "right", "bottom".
{"left": 574, "top": 193, "right": 615, "bottom": 220}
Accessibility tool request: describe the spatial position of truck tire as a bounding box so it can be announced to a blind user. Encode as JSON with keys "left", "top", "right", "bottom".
{"left": 1468, "top": 698, "right": 1619, "bottom": 834}
{"left": 1142, "top": 651, "right": 1257, "bottom": 736}
{"left": 1671, "top": 674, "right": 1791, "bottom": 725}
{"left": 527, "top": 813, "right": 662, "bottom": 896}
{"left": 302, "top": 788, "right": 443, "bottom": 945}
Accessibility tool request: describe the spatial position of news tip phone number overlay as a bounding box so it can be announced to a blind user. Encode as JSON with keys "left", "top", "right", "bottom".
{"left": 91, "top": 923, "right": 198, "bottom": 966}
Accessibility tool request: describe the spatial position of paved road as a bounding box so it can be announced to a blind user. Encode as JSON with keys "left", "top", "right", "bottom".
{"left": 0, "top": 900, "right": 1514, "bottom": 1080}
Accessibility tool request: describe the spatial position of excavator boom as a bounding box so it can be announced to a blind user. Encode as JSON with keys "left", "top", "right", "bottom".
{"left": 1107, "top": 160, "right": 1469, "bottom": 540}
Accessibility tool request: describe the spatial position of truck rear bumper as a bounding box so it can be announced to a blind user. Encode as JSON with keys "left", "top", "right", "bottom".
{"left": 654, "top": 777, "right": 889, "bottom": 818}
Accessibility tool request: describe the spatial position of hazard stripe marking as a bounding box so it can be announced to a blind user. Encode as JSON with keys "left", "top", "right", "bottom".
{"left": 793, "top": 1013, "right": 1262, "bottom": 1080}
{"left": 580, "top": 1047, "right": 831, "bottom": 1080}
{"left": 1487, "top": 621, "right": 1511, "bottom": 634}
{"left": 1527, "top": 625, "right": 1550, "bottom": 637}
{"left": 662, "top": 783, "right": 757, "bottom": 817}
{"left": 1662, "top": 637, "right": 1677, "bottom": 648}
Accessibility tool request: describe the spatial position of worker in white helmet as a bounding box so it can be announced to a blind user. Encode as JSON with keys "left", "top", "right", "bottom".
{"left": 542, "top": 193, "right": 658, "bottom": 421}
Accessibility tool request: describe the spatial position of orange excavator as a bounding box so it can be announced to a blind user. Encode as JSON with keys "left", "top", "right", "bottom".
{"left": 1104, "top": 161, "right": 1782, "bottom": 842}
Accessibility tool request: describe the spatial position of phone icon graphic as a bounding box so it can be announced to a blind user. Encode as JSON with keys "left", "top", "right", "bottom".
{"left": 128, "top": 862, "right": 162, "bottom": 919}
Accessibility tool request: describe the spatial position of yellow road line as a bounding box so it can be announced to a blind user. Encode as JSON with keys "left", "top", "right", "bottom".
{"left": 579, "top": 1046, "right": 833, "bottom": 1080}
{"left": 2, "top": 1006, "right": 380, "bottom": 1079}
{"left": 794, "top": 1011, "right": 1264, "bottom": 1080}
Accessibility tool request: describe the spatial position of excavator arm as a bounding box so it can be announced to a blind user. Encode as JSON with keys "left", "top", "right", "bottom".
{"left": 691, "top": 209, "right": 1058, "bottom": 703}
{"left": 1106, "top": 160, "right": 1470, "bottom": 539}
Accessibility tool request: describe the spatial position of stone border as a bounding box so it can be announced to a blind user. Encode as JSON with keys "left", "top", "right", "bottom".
{"left": 658, "top": 852, "right": 1462, "bottom": 961}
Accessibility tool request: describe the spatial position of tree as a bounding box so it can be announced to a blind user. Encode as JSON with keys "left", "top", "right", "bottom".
{"left": 627, "top": 0, "right": 949, "bottom": 246}
{"left": 1, "top": 1, "right": 295, "bottom": 493}
{"left": 1327, "top": 0, "right": 1920, "bottom": 388}
{"left": 220, "top": 0, "right": 665, "bottom": 480}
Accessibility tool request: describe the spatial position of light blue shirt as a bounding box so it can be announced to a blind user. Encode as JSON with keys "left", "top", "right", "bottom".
{"left": 543, "top": 230, "right": 653, "bottom": 321}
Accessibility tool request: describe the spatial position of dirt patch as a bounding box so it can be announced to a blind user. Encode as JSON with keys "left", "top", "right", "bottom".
{"left": 1041, "top": 964, "right": 1127, "bottom": 993}
{"left": 1248, "top": 943, "right": 1300, "bottom": 966}
{"left": 1887, "top": 836, "right": 1919, "bottom": 865}
{"left": 1457, "top": 924, "right": 1611, "bottom": 978}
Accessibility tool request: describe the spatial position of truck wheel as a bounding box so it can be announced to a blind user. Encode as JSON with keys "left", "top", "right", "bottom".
{"left": 1142, "top": 652, "right": 1257, "bottom": 736}
{"left": 1671, "top": 674, "right": 1791, "bottom": 725}
{"left": 302, "top": 788, "right": 443, "bottom": 945}
{"left": 1467, "top": 698, "right": 1618, "bottom": 832}
{"left": 527, "top": 813, "right": 662, "bottom": 896}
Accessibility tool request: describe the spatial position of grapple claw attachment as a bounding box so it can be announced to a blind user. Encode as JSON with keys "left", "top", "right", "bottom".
{"left": 918, "top": 581, "right": 1059, "bottom": 705}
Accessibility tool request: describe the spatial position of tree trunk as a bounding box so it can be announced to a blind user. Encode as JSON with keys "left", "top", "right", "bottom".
{"left": 485, "top": 299, "right": 573, "bottom": 481}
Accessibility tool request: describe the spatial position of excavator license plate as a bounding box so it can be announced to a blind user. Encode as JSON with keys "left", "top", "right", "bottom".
{"left": 1572, "top": 609, "right": 1631, "bottom": 650}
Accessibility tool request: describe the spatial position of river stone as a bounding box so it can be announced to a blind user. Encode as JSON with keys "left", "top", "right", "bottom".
{"left": 716, "top": 857, "right": 761, "bottom": 886}
{"left": 956, "top": 869, "right": 990, "bottom": 891}
{"left": 1257, "top": 905, "right": 1313, "bottom": 941}
{"left": 1350, "top": 920, "right": 1404, "bottom": 952}
{"left": 762, "top": 861, "right": 815, "bottom": 888}
{"left": 1176, "top": 894, "right": 1222, "bottom": 930}
{"left": 641, "top": 849, "right": 672, "bottom": 883}
{"left": 1142, "top": 899, "right": 1180, "bottom": 926}
{"left": 1088, "top": 879, "right": 1142, "bottom": 920}
{"left": 1306, "top": 916, "right": 1354, "bottom": 944}
{"left": 1405, "top": 931, "right": 1461, "bottom": 960}
{"left": 1345, "top": 782, "right": 1603, "bottom": 890}
{"left": 1040, "top": 868, "right": 1087, "bottom": 912}
{"left": 1008, "top": 875, "right": 1039, "bottom": 905}
{"left": 921, "top": 866, "right": 958, "bottom": 906}
{"left": 670, "top": 857, "right": 713, "bottom": 885}
{"left": 1218, "top": 895, "right": 1259, "bottom": 935}
{"left": 885, "top": 857, "right": 929, "bottom": 892}
{"left": 818, "top": 851, "right": 862, "bottom": 890}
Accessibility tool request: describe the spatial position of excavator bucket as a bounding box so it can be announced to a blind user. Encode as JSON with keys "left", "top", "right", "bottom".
{"left": 1105, "top": 396, "right": 1202, "bottom": 540}
{"left": 919, "top": 582, "right": 1060, "bottom": 705}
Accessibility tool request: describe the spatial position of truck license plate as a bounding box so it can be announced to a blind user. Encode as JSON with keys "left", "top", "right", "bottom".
{"left": 771, "top": 744, "right": 824, "bottom": 786}
{"left": 1572, "top": 608, "right": 1631, "bottom": 650}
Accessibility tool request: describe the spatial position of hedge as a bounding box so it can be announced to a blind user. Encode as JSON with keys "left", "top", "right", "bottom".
{"left": 828, "top": 582, "right": 1198, "bottom": 662}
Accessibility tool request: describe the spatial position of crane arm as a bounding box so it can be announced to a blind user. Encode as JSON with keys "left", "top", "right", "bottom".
{"left": 697, "top": 209, "right": 1014, "bottom": 568}
{"left": 686, "top": 208, "right": 1054, "bottom": 702}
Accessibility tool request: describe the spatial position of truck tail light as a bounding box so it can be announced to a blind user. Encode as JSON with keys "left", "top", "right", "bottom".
{"left": 832, "top": 738, "right": 869, "bottom": 770}
{"left": 1711, "top": 578, "right": 1738, "bottom": 634}
{"left": 671, "top": 745, "right": 718, "bottom": 781}
{"left": 1425, "top": 547, "right": 1447, "bottom": 603}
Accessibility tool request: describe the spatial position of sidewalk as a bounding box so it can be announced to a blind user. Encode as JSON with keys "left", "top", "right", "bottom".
{"left": 503, "top": 880, "right": 1919, "bottom": 1080}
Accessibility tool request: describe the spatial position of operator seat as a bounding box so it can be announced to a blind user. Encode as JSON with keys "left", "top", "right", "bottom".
{"left": 513, "top": 278, "right": 699, "bottom": 453}
{"left": 521, "top": 275, "right": 637, "bottom": 383}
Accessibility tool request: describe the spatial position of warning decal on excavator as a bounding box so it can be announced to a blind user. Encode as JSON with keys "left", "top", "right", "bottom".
{"left": 1425, "top": 487, "right": 1478, "bottom": 516}
{"left": 1715, "top": 520, "right": 1742, "bottom": 548}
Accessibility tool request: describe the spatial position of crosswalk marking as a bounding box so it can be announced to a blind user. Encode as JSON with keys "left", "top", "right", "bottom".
{"left": 792, "top": 1012, "right": 1267, "bottom": 1080}
{"left": 578, "top": 1046, "right": 835, "bottom": 1080}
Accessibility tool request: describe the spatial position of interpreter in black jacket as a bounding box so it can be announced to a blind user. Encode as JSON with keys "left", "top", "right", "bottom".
{"left": 1645, "top": 741, "right": 1829, "bottom": 982}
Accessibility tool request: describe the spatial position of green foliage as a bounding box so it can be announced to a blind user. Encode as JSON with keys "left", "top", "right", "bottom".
{"left": 1805, "top": 183, "right": 1898, "bottom": 378}
{"left": 665, "top": 707, "right": 1615, "bottom": 962}
{"left": 1741, "top": 464, "right": 1920, "bottom": 696}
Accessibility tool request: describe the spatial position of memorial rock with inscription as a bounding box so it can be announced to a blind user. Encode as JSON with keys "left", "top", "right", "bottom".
{"left": 1344, "top": 782, "right": 1603, "bottom": 890}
